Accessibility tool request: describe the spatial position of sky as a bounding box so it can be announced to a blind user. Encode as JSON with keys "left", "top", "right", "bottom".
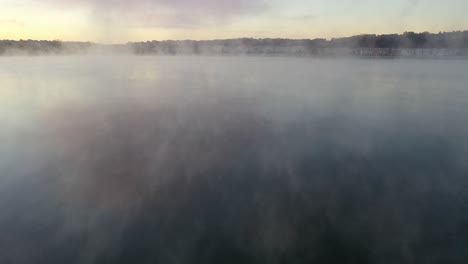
{"left": 1, "top": 0, "right": 467, "bottom": 43}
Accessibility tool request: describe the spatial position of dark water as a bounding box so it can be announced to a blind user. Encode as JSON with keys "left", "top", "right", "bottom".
{"left": 1, "top": 56, "right": 468, "bottom": 263}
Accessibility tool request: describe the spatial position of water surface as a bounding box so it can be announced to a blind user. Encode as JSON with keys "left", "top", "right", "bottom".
{"left": 1, "top": 56, "right": 467, "bottom": 263}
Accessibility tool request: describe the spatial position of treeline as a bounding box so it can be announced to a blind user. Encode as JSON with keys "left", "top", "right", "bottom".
{"left": 332, "top": 31, "right": 468, "bottom": 49}
{"left": 0, "top": 40, "right": 93, "bottom": 55}
{"left": 129, "top": 38, "right": 326, "bottom": 56}
{"left": 2, "top": 31, "right": 468, "bottom": 56}
{"left": 128, "top": 31, "right": 468, "bottom": 56}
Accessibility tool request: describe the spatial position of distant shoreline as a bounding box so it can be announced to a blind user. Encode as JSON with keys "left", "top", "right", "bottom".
{"left": 1, "top": 49, "right": 467, "bottom": 59}
{"left": 1, "top": 31, "right": 468, "bottom": 57}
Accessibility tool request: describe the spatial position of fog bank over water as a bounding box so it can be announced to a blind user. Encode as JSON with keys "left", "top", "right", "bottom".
{"left": 1, "top": 31, "right": 468, "bottom": 57}
{"left": 1, "top": 56, "right": 468, "bottom": 263}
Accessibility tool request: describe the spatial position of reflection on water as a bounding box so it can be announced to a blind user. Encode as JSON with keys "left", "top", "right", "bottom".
{"left": 1, "top": 56, "right": 468, "bottom": 263}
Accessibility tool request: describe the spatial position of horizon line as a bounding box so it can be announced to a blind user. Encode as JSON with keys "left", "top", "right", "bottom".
{"left": 2, "top": 30, "right": 467, "bottom": 45}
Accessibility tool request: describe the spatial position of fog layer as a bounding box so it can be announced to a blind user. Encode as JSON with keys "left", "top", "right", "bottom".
{"left": 1, "top": 57, "right": 468, "bottom": 263}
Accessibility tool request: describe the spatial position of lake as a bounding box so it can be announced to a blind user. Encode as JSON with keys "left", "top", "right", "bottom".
{"left": 1, "top": 56, "right": 467, "bottom": 263}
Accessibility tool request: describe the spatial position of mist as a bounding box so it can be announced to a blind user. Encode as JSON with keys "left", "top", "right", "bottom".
{"left": 2, "top": 31, "right": 468, "bottom": 57}
{"left": 1, "top": 56, "right": 468, "bottom": 263}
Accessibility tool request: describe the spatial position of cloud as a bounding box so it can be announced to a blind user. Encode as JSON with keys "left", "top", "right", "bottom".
{"left": 46, "top": 0, "right": 269, "bottom": 28}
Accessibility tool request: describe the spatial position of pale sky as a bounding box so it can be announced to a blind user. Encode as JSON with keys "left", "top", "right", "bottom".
{"left": 1, "top": 0, "right": 467, "bottom": 43}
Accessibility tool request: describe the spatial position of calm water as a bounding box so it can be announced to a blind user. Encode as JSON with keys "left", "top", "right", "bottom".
{"left": 1, "top": 56, "right": 468, "bottom": 263}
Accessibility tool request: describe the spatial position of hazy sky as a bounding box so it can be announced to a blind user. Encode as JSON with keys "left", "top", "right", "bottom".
{"left": 1, "top": 0, "right": 467, "bottom": 43}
